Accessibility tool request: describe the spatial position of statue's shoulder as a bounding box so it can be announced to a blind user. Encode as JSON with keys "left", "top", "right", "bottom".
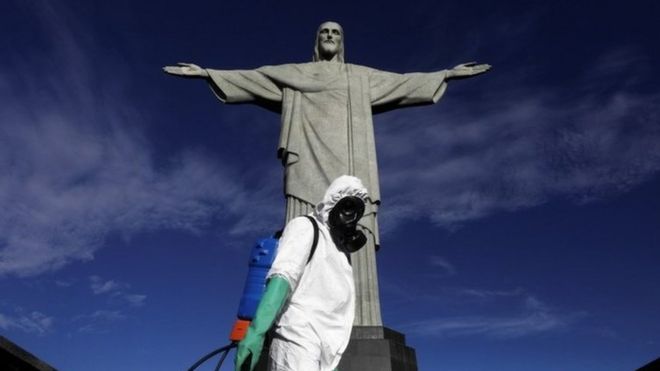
{"left": 258, "top": 62, "right": 320, "bottom": 75}
{"left": 258, "top": 62, "right": 377, "bottom": 77}
{"left": 346, "top": 63, "right": 375, "bottom": 74}
{"left": 257, "top": 63, "right": 303, "bottom": 71}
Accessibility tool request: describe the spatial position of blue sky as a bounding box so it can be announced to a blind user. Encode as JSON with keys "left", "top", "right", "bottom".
{"left": 1, "top": 0, "right": 659, "bottom": 370}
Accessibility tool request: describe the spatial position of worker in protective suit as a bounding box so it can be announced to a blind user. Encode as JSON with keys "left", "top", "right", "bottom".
{"left": 235, "top": 175, "right": 369, "bottom": 371}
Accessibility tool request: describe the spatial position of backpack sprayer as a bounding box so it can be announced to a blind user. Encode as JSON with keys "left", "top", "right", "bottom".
{"left": 188, "top": 217, "right": 319, "bottom": 371}
{"left": 188, "top": 234, "right": 280, "bottom": 371}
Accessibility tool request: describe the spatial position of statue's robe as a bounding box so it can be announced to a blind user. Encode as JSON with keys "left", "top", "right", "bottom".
{"left": 207, "top": 61, "right": 448, "bottom": 325}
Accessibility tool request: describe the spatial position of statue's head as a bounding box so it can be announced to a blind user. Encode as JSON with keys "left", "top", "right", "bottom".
{"left": 313, "top": 21, "right": 344, "bottom": 62}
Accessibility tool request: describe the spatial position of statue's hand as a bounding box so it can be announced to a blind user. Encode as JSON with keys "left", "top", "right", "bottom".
{"left": 162, "top": 62, "right": 209, "bottom": 78}
{"left": 447, "top": 61, "right": 491, "bottom": 79}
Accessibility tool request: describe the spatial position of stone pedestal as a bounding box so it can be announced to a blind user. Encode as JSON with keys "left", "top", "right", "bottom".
{"left": 255, "top": 326, "right": 417, "bottom": 371}
{"left": 338, "top": 326, "right": 418, "bottom": 371}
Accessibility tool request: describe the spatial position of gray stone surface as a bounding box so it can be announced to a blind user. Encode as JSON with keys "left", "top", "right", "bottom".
{"left": 338, "top": 326, "right": 418, "bottom": 371}
{"left": 254, "top": 326, "right": 418, "bottom": 371}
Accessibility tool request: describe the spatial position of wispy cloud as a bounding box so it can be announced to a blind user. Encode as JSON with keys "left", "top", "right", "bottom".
{"left": 55, "top": 280, "right": 74, "bottom": 288}
{"left": 0, "top": 310, "right": 54, "bottom": 335}
{"left": 69, "top": 276, "right": 147, "bottom": 332}
{"left": 384, "top": 279, "right": 584, "bottom": 340}
{"left": 2, "top": 3, "right": 657, "bottom": 278}
{"left": 88, "top": 275, "right": 147, "bottom": 307}
{"left": 403, "top": 295, "right": 583, "bottom": 339}
{"left": 89, "top": 275, "right": 122, "bottom": 295}
{"left": 74, "top": 310, "right": 126, "bottom": 334}
{"left": 85, "top": 310, "right": 126, "bottom": 321}
{"left": 0, "top": 2, "right": 281, "bottom": 277}
{"left": 454, "top": 287, "right": 525, "bottom": 300}
{"left": 405, "top": 311, "right": 570, "bottom": 339}
{"left": 376, "top": 47, "right": 660, "bottom": 233}
{"left": 429, "top": 256, "right": 457, "bottom": 276}
{"left": 124, "top": 294, "right": 147, "bottom": 307}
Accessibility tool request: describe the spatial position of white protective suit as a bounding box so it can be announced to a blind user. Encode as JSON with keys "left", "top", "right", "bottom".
{"left": 266, "top": 175, "right": 368, "bottom": 371}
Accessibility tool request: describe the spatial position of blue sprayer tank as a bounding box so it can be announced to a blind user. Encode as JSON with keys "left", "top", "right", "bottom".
{"left": 237, "top": 236, "right": 279, "bottom": 320}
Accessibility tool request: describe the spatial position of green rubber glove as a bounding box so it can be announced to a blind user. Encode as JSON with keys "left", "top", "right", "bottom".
{"left": 235, "top": 276, "right": 291, "bottom": 371}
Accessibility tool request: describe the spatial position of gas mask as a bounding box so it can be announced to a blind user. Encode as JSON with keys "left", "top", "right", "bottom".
{"left": 328, "top": 196, "right": 367, "bottom": 253}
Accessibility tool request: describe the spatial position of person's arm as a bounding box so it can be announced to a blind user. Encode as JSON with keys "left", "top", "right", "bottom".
{"left": 234, "top": 276, "right": 290, "bottom": 371}
{"left": 234, "top": 216, "right": 315, "bottom": 371}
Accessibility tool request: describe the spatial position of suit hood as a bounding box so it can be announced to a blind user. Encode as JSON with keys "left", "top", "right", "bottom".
{"left": 314, "top": 175, "right": 368, "bottom": 225}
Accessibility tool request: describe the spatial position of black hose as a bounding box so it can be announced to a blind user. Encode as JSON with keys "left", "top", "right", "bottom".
{"left": 214, "top": 344, "right": 231, "bottom": 371}
{"left": 188, "top": 342, "right": 236, "bottom": 371}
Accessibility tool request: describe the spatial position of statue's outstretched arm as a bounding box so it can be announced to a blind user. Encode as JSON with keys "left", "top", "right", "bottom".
{"left": 162, "top": 62, "right": 209, "bottom": 79}
{"left": 446, "top": 61, "right": 491, "bottom": 80}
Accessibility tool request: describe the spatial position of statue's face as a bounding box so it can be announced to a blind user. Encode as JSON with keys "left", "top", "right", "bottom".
{"left": 316, "top": 21, "right": 343, "bottom": 60}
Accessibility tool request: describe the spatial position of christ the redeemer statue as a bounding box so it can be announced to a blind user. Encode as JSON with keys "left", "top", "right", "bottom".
{"left": 164, "top": 21, "right": 490, "bottom": 327}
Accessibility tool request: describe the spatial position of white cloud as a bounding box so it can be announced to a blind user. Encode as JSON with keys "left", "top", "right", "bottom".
{"left": 455, "top": 287, "right": 525, "bottom": 300}
{"left": 429, "top": 256, "right": 457, "bottom": 276}
{"left": 375, "top": 48, "right": 660, "bottom": 234}
{"left": 0, "top": 310, "right": 54, "bottom": 335}
{"left": 88, "top": 276, "right": 147, "bottom": 307}
{"left": 2, "top": 3, "right": 658, "bottom": 278}
{"left": 405, "top": 311, "right": 568, "bottom": 339}
{"left": 89, "top": 275, "right": 122, "bottom": 295}
{"left": 0, "top": 2, "right": 281, "bottom": 277}
{"left": 384, "top": 281, "right": 584, "bottom": 340}
{"left": 74, "top": 310, "right": 127, "bottom": 334}
{"left": 124, "top": 294, "right": 147, "bottom": 307}
{"left": 403, "top": 295, "right": 583, "bottom": 339}
{"left": 0, "top": 100, "right": 274, "bottom": 276}
{"left": 55, "top": 280, "right": 73, "bottom": 287}
{"left": 87, "top": 310, "right": 126, "bottom": 321}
